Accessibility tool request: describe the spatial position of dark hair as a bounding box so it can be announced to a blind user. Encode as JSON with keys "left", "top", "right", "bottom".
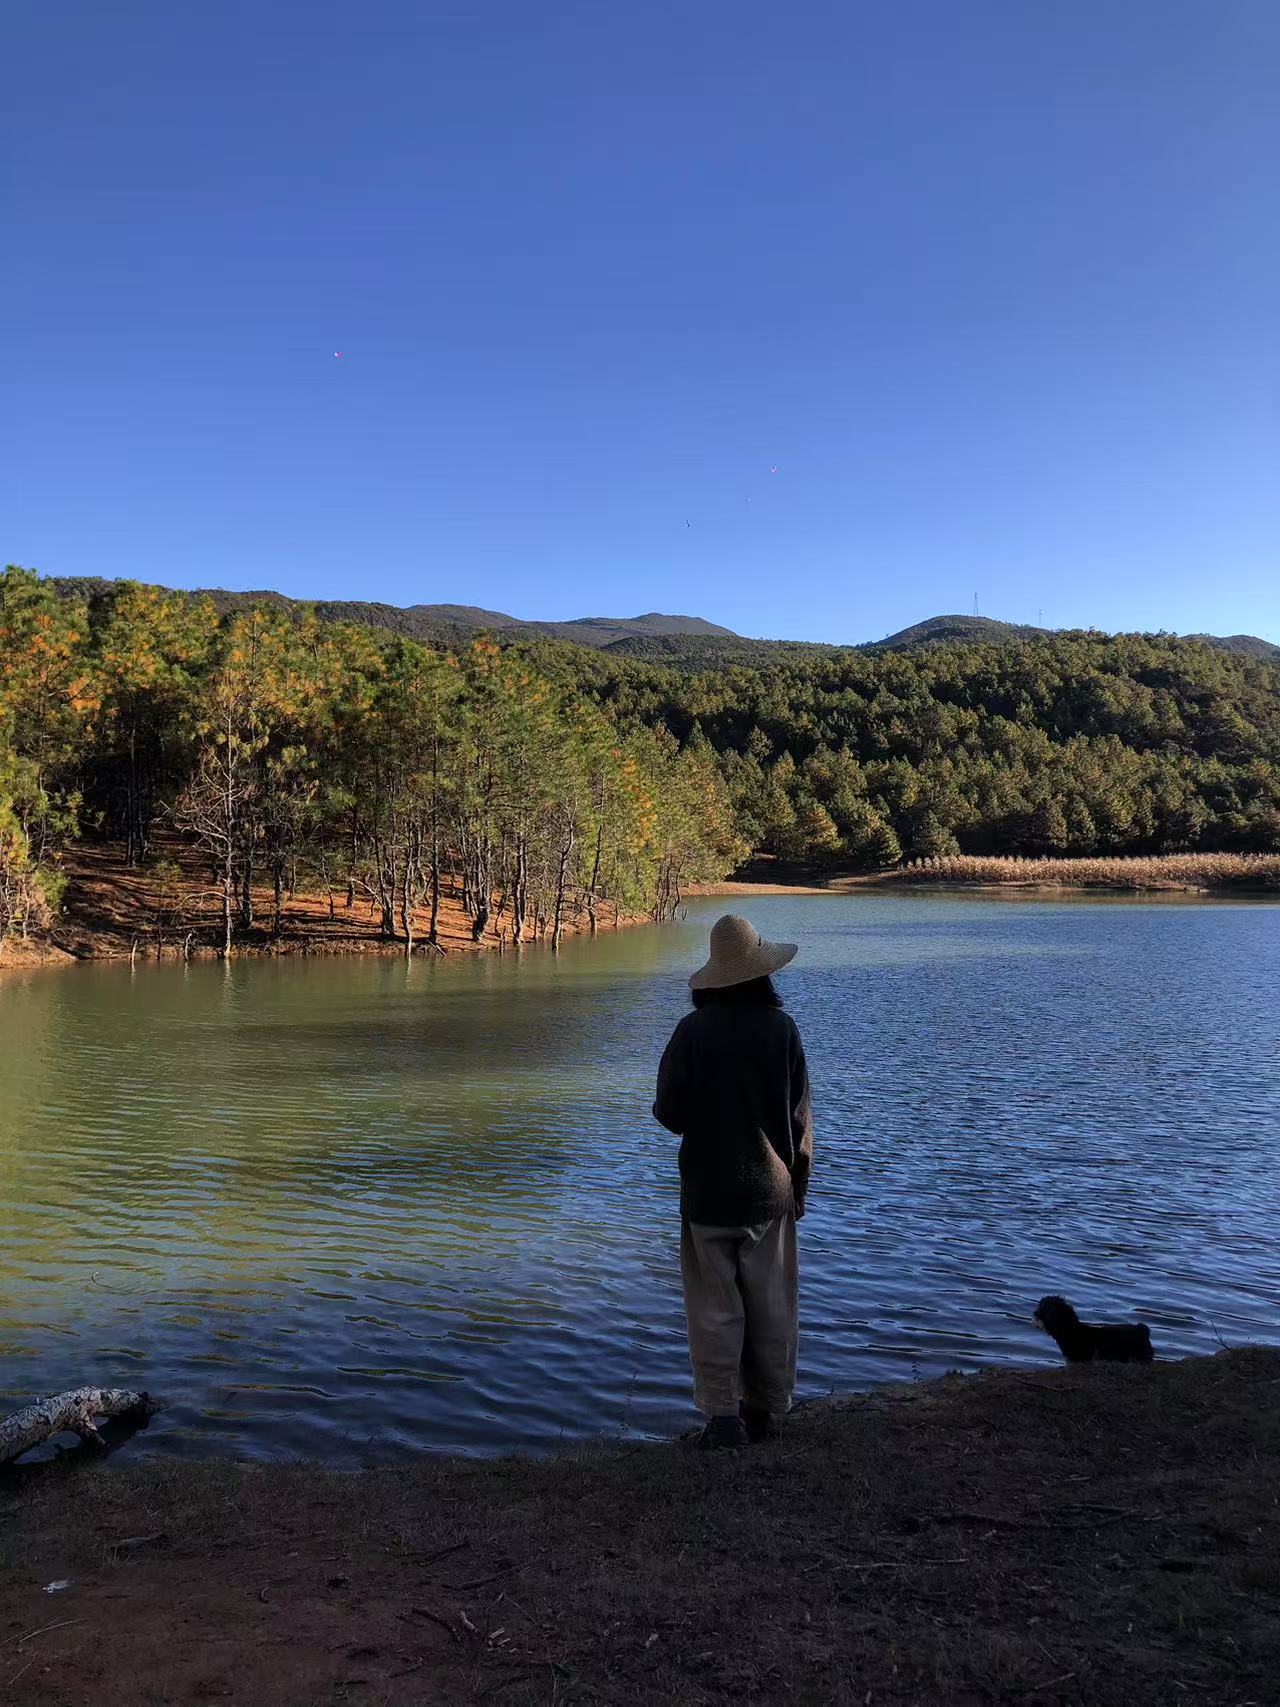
{"left": 692, "top": 975, "right": 783, "bottom": 1009}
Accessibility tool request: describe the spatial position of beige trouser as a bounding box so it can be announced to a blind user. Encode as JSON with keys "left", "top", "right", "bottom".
{"left": 679, "top": 1215, "right": 799, "bottom": 1417}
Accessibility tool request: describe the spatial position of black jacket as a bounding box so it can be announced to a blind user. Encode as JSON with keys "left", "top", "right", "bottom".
{"left": 653, "top": 1004, "right": 813, "bottom": 1225}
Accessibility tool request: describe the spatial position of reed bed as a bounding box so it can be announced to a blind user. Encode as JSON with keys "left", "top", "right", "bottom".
{"left": 898, "top": 851, "right": 1280, "bottom": 890}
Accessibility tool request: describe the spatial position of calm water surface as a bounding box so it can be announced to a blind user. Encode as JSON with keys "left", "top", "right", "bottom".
{"left": 2, "top": 894, "right": 1278, "bottom": 1462}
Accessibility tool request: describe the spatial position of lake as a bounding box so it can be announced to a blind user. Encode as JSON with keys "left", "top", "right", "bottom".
{"left": 2, "top": 893, "right": 1278, "bottom": 1463}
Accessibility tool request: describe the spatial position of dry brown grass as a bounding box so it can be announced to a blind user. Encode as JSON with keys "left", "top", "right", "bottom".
{"left": 2, "top": 1349, "right": 1277, "bottom": 1705}
{"left": 895, "top": 851, "right": 1280, "bottom": 891}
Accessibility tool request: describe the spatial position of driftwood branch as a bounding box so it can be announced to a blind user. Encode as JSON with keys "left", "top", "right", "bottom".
{"left": 0, "top": 1388, "right": 158, "bottom": 1468}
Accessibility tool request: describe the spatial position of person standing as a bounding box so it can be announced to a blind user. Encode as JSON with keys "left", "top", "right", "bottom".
{"left": 653, "top": 914, "right": 813, "bottom": 1449}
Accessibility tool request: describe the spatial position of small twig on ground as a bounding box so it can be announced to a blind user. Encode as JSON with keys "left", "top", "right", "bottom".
{"left": 408, "top": 1607, "right": 457, "bottom": 1640}
{"left": 444, "top": 1570, "right": 513, "bottom": 1591}
{"left": 495, "top": 1593, "right": 542, "bottom": 1631}
{"left": 109, "top": 1532, "right": 167, "bottom": 1557}
{"left": 481, "top": 1673, "right": 534, "bottom": 1699}
{"left": 929, "top": 1508, "right": 1140, "bottom": 1532}
{"left": 6, "top": 1656, "right": 35, "bottom": 1691}
{"left": 416, "top": 1540, "right": 470, "bottom": 1567}
{"left": 6, "top": 1617, "right": 85, "bottom": 1649}
{"left": 1018, "top": 1671, "right": 1077, "bottom": 1695}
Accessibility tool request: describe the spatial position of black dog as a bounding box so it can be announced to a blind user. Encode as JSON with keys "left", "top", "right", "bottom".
{"left": 1034, "top": 1295, "right": 1154, "bottom": 1364}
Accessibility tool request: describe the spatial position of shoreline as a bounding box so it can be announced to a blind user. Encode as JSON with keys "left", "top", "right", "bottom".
{"left": 692, "top": 851, "right": 1280, "bottom": 900}
{"left": 0, "top": 840, "right": 652, "bottom": 972}
{"left": 9, "top": 848, "right": 1280, "bottom": 970}
{"left": 2, "top": 1347, "right": 1275, "bottom": 1704}
{"left": 695, "top": 879, "right": 1280, "bottom": 899}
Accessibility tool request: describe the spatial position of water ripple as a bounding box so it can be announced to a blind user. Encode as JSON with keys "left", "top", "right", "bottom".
{"left": 2, "top": 892, "right": 1278, "bottom": 1461}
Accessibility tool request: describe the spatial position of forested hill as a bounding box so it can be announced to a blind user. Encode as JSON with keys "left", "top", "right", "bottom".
{"left": 46, "top": 575, "right": 1280, "bottom": 666}
{"left": 47, "top": 578, "right": 735, "bottom": 653}
{"left": 3, "top": 567, "right": 1279, "bottom": 950}
{"left": 2, "top": 568, "right": 745, "bottom": 946}
{"left": 878, "top": 614, "right": 1280, "bottom": 663}
{"left": 565, "top": 627, "right": 1280, "bottom": 863}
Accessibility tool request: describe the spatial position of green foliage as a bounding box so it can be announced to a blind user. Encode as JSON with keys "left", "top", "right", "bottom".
{"left": 0, "top": 568, "right": 97, "bottom": 931}
{"left": 2, "top": 571, "right": 741, "bottom": 949}
{"left": 0, "top": 782, "right": 59, "bottom": 938}
{"left": 88, "top": 579, "right": 214, "bottom": 860}
{"left": 569, "top": 628, "right": 1280, "bottom": 865}
{"left": 6, "top": 567, "right": 1280, "bottom": 938}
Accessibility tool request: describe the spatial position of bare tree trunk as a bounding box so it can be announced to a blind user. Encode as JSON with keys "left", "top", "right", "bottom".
{"left": 377, "top": 837, "right": 397, "bottom": 938}
{"left": 222, "top": 839, "right": 234, "bottom": 959}
{"left": 1, "top": 1388, "right": 159, "bottom": 1468}
{"left": 587, "top": 813, "right": 604, "bottom": 935}
{"left": 222, "top": 712, "right": 237, "bottom": 957}
{"left": 428, "top": 829, "right": 441, "bottom": 946}
{"left": 459, "top": 822, "right": 472, "bottom": 915}
{"left": 126, "top": 724, "right": 142, "bottom": 865}
{"left": 240, "top": 848, "right": 254, "bottom": 931}
{"left": 551, "top": 825, "right": 575, "bottom": 952}
{"left": 427, "top": 737, "right": 443, "bottom": 947}
{"left": 512, "top": 835, "right": 527, "bottom": 943}
{"left": 401, "top": 824, "right": 416, "bottom": 953}
{"left": 470, "top": 833, "right": 491, "bottom": 942}
{"left": 471, "top": 890, "right": 490, "bottom": 941}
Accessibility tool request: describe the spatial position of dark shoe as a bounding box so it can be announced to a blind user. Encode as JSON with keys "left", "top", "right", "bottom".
{"left": 698, "top": 1414, "right": 748, "bottom": 1451}
{"left": 742, "top": 1406, "right": 783, "bottom": 1443}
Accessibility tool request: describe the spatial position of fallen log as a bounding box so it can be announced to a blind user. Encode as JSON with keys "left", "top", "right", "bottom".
{"left": 0, "top": 1388, "right": 158, "bottom": 1468}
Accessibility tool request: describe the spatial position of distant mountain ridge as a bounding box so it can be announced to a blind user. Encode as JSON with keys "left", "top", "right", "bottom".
{"left": 876, "top": 614, "right": 1047, "bottom": 648}
{"left": 44, "top": 577, "right": 1279, "bottom": 665}
{"left": 1186, "top": 632, "right": 1280, "bottom": 663}
{"left": 874, "top": 614, "right": 1280, "bottom": 661}
{"left": 407, "top": 608, "right": 737, "bottom": 648}
{"left": 47, "top": 579, "right": 734, "bottom": 651}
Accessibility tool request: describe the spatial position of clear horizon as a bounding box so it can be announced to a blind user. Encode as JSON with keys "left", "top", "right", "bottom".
{"left": 6, "top": 2, "right": 1278, "bottom": 646}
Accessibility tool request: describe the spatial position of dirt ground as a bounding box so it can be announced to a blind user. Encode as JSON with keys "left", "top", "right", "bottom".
{"left": 0, "top": 936, "right": 75, "bottom": 971}
{"left": 18, "top": 839, "right": 637, "bottom": 966}
{"left": 1, "top": 1349, "right": 1277, "bottom": 1706}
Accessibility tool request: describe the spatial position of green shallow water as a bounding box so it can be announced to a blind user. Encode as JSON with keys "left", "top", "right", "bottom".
{"left": 2, "top": 892, "right": 1278, "bottom": 1461}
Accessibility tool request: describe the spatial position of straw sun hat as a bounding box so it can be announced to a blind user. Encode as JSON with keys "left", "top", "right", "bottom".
{"left": 688, "top": 914, "right": 799, "bottom": 991}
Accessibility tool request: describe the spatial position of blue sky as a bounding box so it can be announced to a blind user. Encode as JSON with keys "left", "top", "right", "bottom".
{"left": 4, "top": 2, "right": 1277, "bottom": 644}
